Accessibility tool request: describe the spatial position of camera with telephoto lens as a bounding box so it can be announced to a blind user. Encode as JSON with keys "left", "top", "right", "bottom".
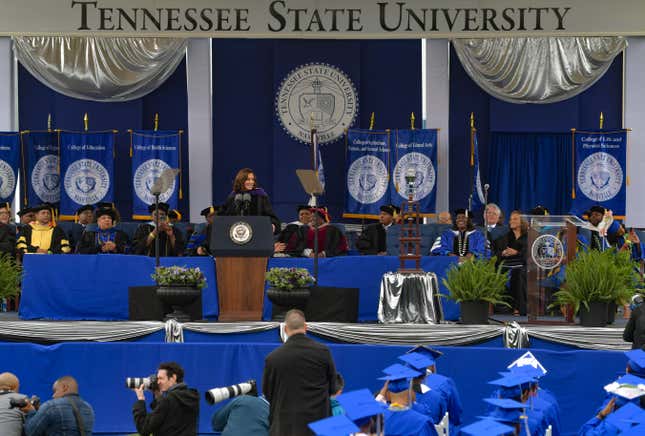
{"left": 205, "top": 379, "right": 257, "bottom": 405}
{"left": 125, "top": 375, "right": 159, "bottom": 391}
{"left": 9, "top": 395, "right": 40, "bottom": 409}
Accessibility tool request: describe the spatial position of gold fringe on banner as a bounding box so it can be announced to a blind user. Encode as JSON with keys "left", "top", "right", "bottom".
{"left": 369, "top": 112, "right": 375, "bottom": 130}
{"left": 128, "top": 129, "right": 133, "bottom": 157}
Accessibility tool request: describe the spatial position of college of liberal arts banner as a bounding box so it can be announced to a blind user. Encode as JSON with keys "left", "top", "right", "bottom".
{"left": 572, "top": 129, "right": 628, "bottom": 216}
{"left": 389, "top": 128, "right": 438, "bottom": 214}
{"left": 344, "top": 129, "right": 391, "bottom": 218}
{"left": 130, "top": 130, "right": 182, "bottom": 219}
{"left": 21, "top": 131, "right": 59, "bottom": 207}
{"left": 0, "top": 132, "right": 20, "bottom": 205}
{"left": 59, "top": 131, "right": 116, "bottom": 218}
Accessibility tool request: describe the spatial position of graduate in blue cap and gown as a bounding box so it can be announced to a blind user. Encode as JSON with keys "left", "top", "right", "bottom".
{"left": 336, "top": 388, "right": 388, "bottom": 435}
{"left": 396, "top": 352, "right": 447, "bottom": 424}
{"left": 431, "top": 209, "right": 487, "bottom": 260}
{"left": 308, "top": 414, "right": 359, "bottom": 436}
{"left": 460, "top": 417, "right": 515, "bottom": 436}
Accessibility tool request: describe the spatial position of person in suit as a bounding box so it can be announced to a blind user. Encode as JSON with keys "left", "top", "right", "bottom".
{"left": 16, "top": 203, "right": 71, "bottom": 256}
{"left": 484, "top": 203, "right": 508, "bottom": 247}
{"left": 262, "top": 309, "right": 337, "bottom": 436}
{"left": 132, "top": 202, "right": 185, "bottom": 257}
{"left": 221, "top": 168, "right": 280, "bottom": 234}
{"left": 493, "top": 210, "right": 528, "bottom": 316}
{"left": 355, "top": 205, "right": 399, "bottom": 255}
{"left": 623, "top": 294, "right": 645, "bottom": 349}
{"left": 76, "top": 204, "right": 129, "bottom": 254}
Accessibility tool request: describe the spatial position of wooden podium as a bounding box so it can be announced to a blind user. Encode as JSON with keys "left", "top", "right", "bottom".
{"left": 211, "top": 216, "right": 274, "bottom": 321}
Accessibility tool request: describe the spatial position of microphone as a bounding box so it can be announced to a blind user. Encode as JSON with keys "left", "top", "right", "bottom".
{"left": 234, "top": 193, "right": 243, "bottom": 203}
{"left": 242, "top": 193, "right": 251, "bottom": 203}
{"left": 484, "top": 184, "right": 490, "bottom": 192}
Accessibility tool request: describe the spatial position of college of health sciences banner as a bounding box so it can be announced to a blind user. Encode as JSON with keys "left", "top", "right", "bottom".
{"left": 389, "top": 129, "right": 437, "bottom": 213}
{"left": 0, "top": 133, "right": 20, "bottom": 204}
{"left": 572, "top": 129, "right": 628, "bottom": 216}
{"left": 130, "top": 130, "right": 181, "bottom": 219}
{"left": 344, "top": 129, "right": 391, "bottom": 218}
{"left": 22, "top": 131, "right": 59, "bottom": 206}
{"left": 59, "top": 131, "right": 115, "bottom": 218}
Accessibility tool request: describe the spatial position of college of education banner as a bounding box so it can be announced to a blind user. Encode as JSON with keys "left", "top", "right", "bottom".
{"left": 390, "top": 129, "right": 437, "bottom": 213}
{"left": 21, "top": 131, "right": 59, "bottom": 207}
{"left": 130, "top": 130, "right": 181, "bottom": 219}
{"left": 572, "top": 129, "right": 628, "bottom": 216}
{"left": 344, "top": 129, "right": 391, "bottom": 218}
{"left": 0, "top": 132, "right": 20, "bottom": 204}
{"left": 59, "top": 131, "right": 116, "bottom": 218}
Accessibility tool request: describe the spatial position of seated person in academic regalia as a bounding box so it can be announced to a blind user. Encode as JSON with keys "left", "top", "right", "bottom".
{"left": 286, "top": 207, "right": 348, "bottom": 258}
{"left": 133, "top": 202, "right": 185, "bottom": 257}
{"left": 431, "top": 208, "right": 487, "bottom": 260}
{"left": 585, "top": 205, "right": 643, "bottom": 260}
{"left": 187, "top": 205, "right": 218, "bottom": 256}
{"left": 0, "top": 202, "right": 16, "bottom": 257}
{"left": 375, "top": 364, "right": 438, "bottom": 436}
{"left": 16, "top": 203, "right": 71, "bottom": 255}
{"left": 168, "top": 209, "right": 182, "bottom": 225}
{"left": 356, "top": 204, "right": 400, "bottom": 255}
{"left": 274, "top": 205, "right": 311, "bottom": 257}
{"left": 396, "top": 352, "right": 447, "bottom": 424}
{"left": 76, "top": 205, "right": 129, "bottom": 254}
{"left": 16, "top": 207, "right": 35, "bottom": 233}
{"left": 403, "top": 346, "right": 462, "bottom": 426}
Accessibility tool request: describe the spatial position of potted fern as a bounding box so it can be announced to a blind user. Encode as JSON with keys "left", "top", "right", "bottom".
{"left": 442, "top": 257, "right": 510, "bottom": 324}
{"left": 551, "top": 248, "right": 639, "bottom": 327}
{"left": 0, "top": 253, "right": 22, "bottom": 306}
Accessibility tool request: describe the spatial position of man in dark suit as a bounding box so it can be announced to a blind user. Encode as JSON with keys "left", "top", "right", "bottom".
{"left": 262, "top": 309, "right": 337, "bottom": 436}
{"left": 355, "top": 204, "right": 399, "bottom": 255}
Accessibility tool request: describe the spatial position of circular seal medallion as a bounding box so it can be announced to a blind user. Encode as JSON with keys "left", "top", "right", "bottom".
{"left": 31, "top": 154, "right": 60, "bottom": 203}
{"left": 347, "top": 155, "right": 388, "bottom": 204}
{"left": 133, "top": 159, "right": 176, "bottom": 204}
{"left": 531, "top": 234, "right": 565, "bottom": 270}
{"left": 63, "top": 159, "right": 110, "bottom": 205}
{"left": 577, "top": 152, "right": 623, "bottom": 202}
{"left": 0, "top": 159, "right": 16, "bottom": 200}
{"left": 276, "top": 63, "right": 358, "bottom": 144}
{"left": 393, "top": 152, "right": 436, "bottom": 201}
{"left": 229, "top": 221, "right": 253, "bottom": 245}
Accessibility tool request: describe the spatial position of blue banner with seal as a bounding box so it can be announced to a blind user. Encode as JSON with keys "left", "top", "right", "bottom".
{"left": 130, "top": 130, "right": 181, "bottom": 219}
{"left": 21, "top": 131, "right": 59, "bottom": 207}
{"left": 344, "top": 129, "right": 391, "bottom": 218}
{"left": 389, "top": 129, "right": 438, "bottom": 213}
{"left": 59, "top": 131, "right": 115, "bottom": 218}
{"left": 0, "top": 132, "right": 20, "bottom": 205}
{"left": 572, "top": 129, "right": 628, "bottom": 216}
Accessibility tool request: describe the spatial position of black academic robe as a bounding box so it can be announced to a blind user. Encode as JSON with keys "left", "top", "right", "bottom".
{"left": 355, "top": 222, "right": 387, "bottom": 255}
{"left": 277, "top": 224, "right": 308, "bottom": 256}
{"left": 0, "top": 223, "right": 16, "bottom": 257}
{"left": 16, "top": 224, "right": 71, "bottom": 255}
{"left": 262, "top": 333, "right": 337, "bottom": 436}
{"left": 76, "top": 228, "right": 130, "bottom": 254}
{"left": 132, "top": 223, "right": 185, "bottom": 257}
{"left": 221, "top": 191, "right": 281, "bottom": 234}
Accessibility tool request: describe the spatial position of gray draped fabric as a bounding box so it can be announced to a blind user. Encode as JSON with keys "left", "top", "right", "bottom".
{"left": 378, "top": 272, "right": 443, "bottom": 324}
{"left": 452, "top": 37, "right": 626, "bottom": 104}
{"left": 13, "top": 36, "right": 187, "bottom": 102}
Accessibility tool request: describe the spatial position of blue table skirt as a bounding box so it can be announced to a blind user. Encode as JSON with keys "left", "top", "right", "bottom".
{"left": 19, "top": 254, "right": 459, "bottom": 321}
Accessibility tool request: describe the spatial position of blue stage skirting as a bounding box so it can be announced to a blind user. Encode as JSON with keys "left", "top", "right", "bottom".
{"left": 0, "top": 342, "right": 625, "bottom": 435}
{"left": 20, "top": 255, "right": 459, "bottom": 322}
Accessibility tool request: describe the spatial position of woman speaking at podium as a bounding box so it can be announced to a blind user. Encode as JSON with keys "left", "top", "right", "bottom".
{"left": 221, "top": 168, "right": 281, "bottom": 233}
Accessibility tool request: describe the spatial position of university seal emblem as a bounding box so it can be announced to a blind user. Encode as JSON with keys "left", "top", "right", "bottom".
{"left": 531, "top": 234, "right": 565, "bottom": 270}
{"left": 31, "top": 154, "right": 60, "bottom": 203}
{"left": 347, "top": 155, "right": 388, "bottom": 204}
{"left": 393, "top": 152, "right": 436, "bottom": 200}
{"left": 276, "top": 63, "right": 358, "bottom": 144}
{"left": 0, "top": 159, "right": 16, "bottom": 200}
{"left": 134, "top": 159, "right": 176, "bottom": 204}
{"left": 63, "top": 159, "right": 110, "bottom": 205}
{"left": 577, "top": 152, "right": 623, "bottom": 202}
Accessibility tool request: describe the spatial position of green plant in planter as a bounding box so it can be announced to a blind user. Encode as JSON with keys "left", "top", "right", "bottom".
{"left": 265, "top": 267, "right": 315, "bottom": 291}
{"left": 442, "top": 257, "right": 511, "bottom": 306}
{"left": 151, "top": 265, "right": 207, "bottom": 289}
{"left": 0, "top": 253, "right": 22, "bottom": 300}
{"left": 551, "top": 248, "right": 640, "bottom": 313}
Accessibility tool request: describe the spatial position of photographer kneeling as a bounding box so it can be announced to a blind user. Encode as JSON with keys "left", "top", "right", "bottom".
{"left": 0, "top": 372, "right": 28, "bottom": 436}
{"left": 132, "top": 361, "right": 199, "bottom": 436}
{"left": 21, "top": 375, "right": 94, "bottom": 436}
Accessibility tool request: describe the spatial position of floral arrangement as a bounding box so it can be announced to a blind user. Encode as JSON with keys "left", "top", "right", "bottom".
{"left": 265, "top": 267, "right": 315, "bottom": 291}
{"left": 151, "top": 265, "right": 207, "bottom": 289}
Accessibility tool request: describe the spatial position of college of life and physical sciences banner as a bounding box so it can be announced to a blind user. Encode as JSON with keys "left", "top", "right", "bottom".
{"left": 0, "top": 133, "right": 20, "bottom": 205}
{"left": 130, "top": 130, "right": 182, "bottom": 219}
{"left": 389, "top": 129, "right": 438, "bottom": 214}
{"left": 571, "top": 129, "right": 628, "bottom": 217}
{"left": 21, "top": 131, "right": 60, "bottom": 207}
{"left": 344, "top": 129, "right": 391, "bottom": 218}
{"left": 59, "top": 131, "right": 116, "bottom": 219}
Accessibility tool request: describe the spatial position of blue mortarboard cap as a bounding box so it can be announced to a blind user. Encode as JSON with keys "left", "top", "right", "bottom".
{"left": 625, "top": 349, "right": 645, "bottom": 377}
{"left": 605, "top": 402, "right": 645, "bottom": 431}
{"left": 460, "top": 418, "right": 515, "bottom": 436}
{"left": 489, "top": 373, "right": 536, "bottom": 388}
{"left": 308, "top": 414, "right": 359, "bottom": 436}
{"left": 398, "top": 352, "right": 435, "bottom": 371}
{"left": 336, "top": 389, "right": 385, "bottom": 424}
{"left": 406, "top": 345, "right": 443, "bottom": 360}
{"left": 379, "top": 364, "right": 421, "bottom": 393}
{"left": 620, "top": 422, "right": 645, "bottom": 436}
{"left": 481, "top": 398, "right": 526, "bottom": 424}
{"left": 483, "top": 398, "right": 526, "bottom": 409}
{"left": 507, "top": 365, "right": 545, "bottom": 379}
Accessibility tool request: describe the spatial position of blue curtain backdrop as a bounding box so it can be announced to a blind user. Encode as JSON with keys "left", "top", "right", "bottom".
{"left": 449, "top": 45, "right": 623, "bottom": 218}
{"left": 212, "top": 39, "right": 422, "bottom": 223}
{"left": 17, "top": 61, "right": 189, "bottom": 219}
